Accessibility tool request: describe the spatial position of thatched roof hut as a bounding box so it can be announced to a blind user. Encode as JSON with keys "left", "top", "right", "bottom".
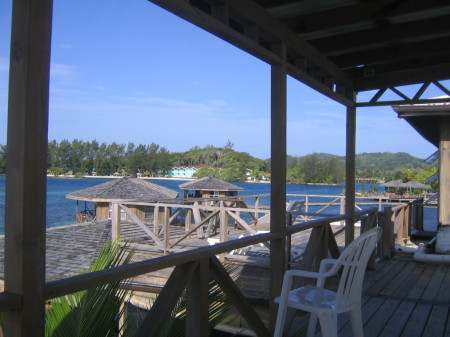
{"left": 67, "top": 177, "right": 178, "bottom": 202}
{"left": 179, "top": 176, "right": 243, "bottom": 199}
{"left": 66, "top": 177, "right": 179, "bottom": 222}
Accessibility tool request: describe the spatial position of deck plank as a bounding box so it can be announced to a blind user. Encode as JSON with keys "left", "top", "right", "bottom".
{"left": 379, "top": 261, "right": 417, "bottom": 298}
{"left": 364, "top": 299, "right": 402, "bottom": 337}
{"left": 421, "top": 265, "right": 448, "bottom": 303}
{"left": 378, "top": 301, "right": 416, "bottom": 337}
{"left": 421, "top": 305, "right": 449, "bottom": 337}
{"left": 407, "top": 265, "right": 436, "bottom": 302}
{"left": 399, "top": 303, "right": 433, "bottom": 337}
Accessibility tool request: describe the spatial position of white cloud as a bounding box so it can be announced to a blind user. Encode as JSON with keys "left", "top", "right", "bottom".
{"left": 0, "top": 58, "right": 8, "bottom": 72}
{"left": 50, "top": 63, "right": 78, "bottom": 85}
{"left": 58, "top": 43, "right": 74, "bottom": 49}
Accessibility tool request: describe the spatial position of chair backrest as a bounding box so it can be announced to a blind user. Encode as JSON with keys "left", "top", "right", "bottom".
{"left": 332, "top": 227, "right": 381, "bottom": 309}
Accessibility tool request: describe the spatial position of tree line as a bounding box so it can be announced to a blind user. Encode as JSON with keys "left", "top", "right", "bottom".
{"left": 0, "top": 140, "right": 435, "bottom": 186}
{"left": 0, "top": 139, "right": 269, "bottom": 181}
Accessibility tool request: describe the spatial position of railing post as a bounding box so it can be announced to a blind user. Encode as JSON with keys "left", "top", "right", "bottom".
{"left": 112, "top": 203, "right": 121, "bottom": 239}
{"left": 154, "top": 205, "right": 160, "bottom": 235}
{"left": 340, "top": 196, "right": 345, "bottom": 226}
{"left": 186, "top": 258, "right": 210, "bottom": 337}
{"left": 219, "top": 202, "right": 228, "bottom": 262}
{"left": 164, "top": 207, "right": 170, "bottom": 255}
{"left": 185, "top": 208, "right": 192, "bottom": 233}
{"left": 379, "top": 206, "right": 394, "bottom": 259}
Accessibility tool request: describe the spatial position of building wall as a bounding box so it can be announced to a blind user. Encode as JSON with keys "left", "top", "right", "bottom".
{"left": 167, "top": 167, "right": 198, "bottom": 178}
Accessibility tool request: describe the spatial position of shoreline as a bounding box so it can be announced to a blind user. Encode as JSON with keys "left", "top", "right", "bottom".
{"left": 46, "top": 174, "right": 272, "bottom": 183}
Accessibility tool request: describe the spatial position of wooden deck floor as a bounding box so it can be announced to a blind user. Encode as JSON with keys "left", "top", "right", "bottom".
{"left": 282, "top": 252, "right": 450, "bottom": 337}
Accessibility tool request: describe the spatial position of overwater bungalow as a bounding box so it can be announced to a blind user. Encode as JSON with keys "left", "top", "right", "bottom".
{"left": 2, "top": 1, "right": 450, "bottom": 337}
{"left": 179, "top": 176, "right": 243, "bottom": 199}
{"left": 66, "top": 177, "right": 179, "bottom": 223}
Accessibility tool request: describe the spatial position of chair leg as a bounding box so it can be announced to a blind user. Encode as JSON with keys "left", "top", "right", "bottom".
{"left": 318, "top": 312, "right": 338, "bottom": 337}
{"left": 273, "top": 301, "right": 289, "bottom": 337}
{"left": 306, "top": 313, "right": 318, "bottom": 337}
{"left": 349, "top": 306, "right": 364, "bottom": 337}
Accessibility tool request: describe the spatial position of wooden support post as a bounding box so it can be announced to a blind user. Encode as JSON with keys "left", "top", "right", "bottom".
{"left": 186, "top": 259, "right": 210, "bottom": 337}
{"left": 164, "top": 207, "right": 170, "bottom": 255}
{"left": 154, "top": 205, "right": 160, "bottom": 234}
{"left": 254, "top": 196, "right": 260, "bottom": 219}
{"left": 345, "top": 102, "right": 357, "bottom": 246}
{"left": 111, "top": 203, "right": 121, "bottom": 239}
{"left": 4, "top": 0, "right": 53, "bottom": 336}
{"left": 185, "top": 208, "right": 192, "bottom": 233}
{"left": 436, "top": 116, "right": 450, "bottom": 253}
{"left": 340, "top": 196, "right": 345, "bottom": 226}
{"left": 219, "top": 202, "right": 228, "bottom": 261}
{"left": 380, "top": 207, "right": 394, "bottom": 259}
{"left": 269, "top": 42, "right": 287, "bottom": 330}
{"left": 439, "top": 116, "right": 450, "bottom": 227}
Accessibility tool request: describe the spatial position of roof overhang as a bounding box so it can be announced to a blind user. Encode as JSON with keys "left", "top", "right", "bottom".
{"left": 393, "top": 102, "right": 450, "bottom": 147}
{"left": 149, "top": 0, "right": 450, "bottom": 107}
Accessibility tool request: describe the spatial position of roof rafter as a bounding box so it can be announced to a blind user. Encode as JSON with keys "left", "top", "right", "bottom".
{"left": 149, "top": 0, "right": 354, "bottom": 105}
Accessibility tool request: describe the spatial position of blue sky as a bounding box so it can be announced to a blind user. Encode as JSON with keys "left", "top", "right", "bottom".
{"left": 0, "top": 0, "right": 444, "bottom": 160}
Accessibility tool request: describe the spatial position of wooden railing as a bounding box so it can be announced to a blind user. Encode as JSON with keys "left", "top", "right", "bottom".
{"left": 378, "top": 198, "right": 424, "bottom": 259}
{"left": 0, "top": 198, "right": 388, "bottom": 336}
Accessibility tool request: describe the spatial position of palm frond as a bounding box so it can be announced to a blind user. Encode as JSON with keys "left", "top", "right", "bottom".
{"left": 46, "top": 240, "right": 134, "bottom": 337}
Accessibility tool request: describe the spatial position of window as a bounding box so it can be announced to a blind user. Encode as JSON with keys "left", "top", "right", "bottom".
{"left": 144, "top": 206, "right": 155, "bottom": 220}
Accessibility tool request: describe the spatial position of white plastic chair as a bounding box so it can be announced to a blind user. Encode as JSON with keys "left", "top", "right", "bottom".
{"left": 274, "top": 227, "right": 381, "bottom": 337}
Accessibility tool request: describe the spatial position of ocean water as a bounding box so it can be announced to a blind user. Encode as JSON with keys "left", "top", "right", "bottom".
{"left": 0, "top": 176, "right": 437, "bottom": 233}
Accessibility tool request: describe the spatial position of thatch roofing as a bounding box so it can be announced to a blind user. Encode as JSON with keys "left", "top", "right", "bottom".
{"left": 399, "top": 181, "right": 430, "bottom": 189}
{"left": 179, "top": 176, "right": 243, "bottom": 192}
{"left": 66, "top": 177, "right": 179, "bottom": 202}
{"left": 380, "top": 180, "right": 403, "bottom": 188}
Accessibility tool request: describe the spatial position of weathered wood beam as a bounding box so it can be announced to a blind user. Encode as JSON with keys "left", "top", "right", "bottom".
{"left": 276, "top": 0, "right": 450, "bottom": 37}
{"left": 311, "top": 15, "right": 450, "bottom": 56}
{"left": 134, "top": 262, "right": 198, "bottom": 337}
{"left": 354, "top": 63, "right": 450, "bottom": 92}
{"left": 269, "top": 41, "right": 287, "bottom": 330}
{"left": 186, "top": 259, "right": 210, "bottom": 337}
{"left": 331, "top": 37, "right": 450, "bottom": 69}
{"left": 439, "top": 116, "right": 450, "bottom": 227}
{"left": 209, "top": 257, "right": 271, "bottom": 337}
{"left": 148, "top": 0, "right": 352, "bottom": 105}
{"left": 345, "top": 103, "right": 356, "bottom": 245}
{"left": 4, "top": 0, "right": 53, "bottom": 336}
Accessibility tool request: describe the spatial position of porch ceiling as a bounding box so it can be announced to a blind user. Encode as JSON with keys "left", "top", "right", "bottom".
{"left": 149, "top": 0, "right": 450, "bottom": 105}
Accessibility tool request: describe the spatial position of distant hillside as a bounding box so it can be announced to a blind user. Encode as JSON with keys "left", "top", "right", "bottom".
{"left": 354, "top": 152, "right": 429, "bottom": 171}
{"left": 287, "top": 152, "right": 429, "bottom": 172}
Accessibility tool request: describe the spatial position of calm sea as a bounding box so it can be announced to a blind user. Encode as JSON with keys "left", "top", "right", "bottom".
{"left": 0, "top": 176, "right": 436, "bottom": 233}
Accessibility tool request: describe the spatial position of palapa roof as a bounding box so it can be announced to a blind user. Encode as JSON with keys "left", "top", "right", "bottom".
{"left": 179, "top": 176, "right": 243, "bottom": 192}
{"left": 66, "top": 177, "right": 179, "bottom": 202}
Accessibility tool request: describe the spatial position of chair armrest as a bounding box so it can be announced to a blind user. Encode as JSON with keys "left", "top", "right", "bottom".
{"left": 284, "top": 269, "right": 327, "bottom": 282}
{"left": 319, "top": 258, "right": 338, "bottom": 273}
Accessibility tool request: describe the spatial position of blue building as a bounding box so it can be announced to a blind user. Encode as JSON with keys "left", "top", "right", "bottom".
{"left": 167, "top": 166, "right": 198, "bottom": 178}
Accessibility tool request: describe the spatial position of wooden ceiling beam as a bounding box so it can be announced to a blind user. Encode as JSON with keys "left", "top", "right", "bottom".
{"left": 149, "top": 0, "right": 354, "bottom": 104}
{"left": 354, "top": 63, "right": 450, "bottom": 92}
{"left": 279, "top": 0, "right": 450, "bottom": 38}
{"left": 310, "top": 15, "right": 450, "bottom": 56}
{"left": 331, "top": 36, "right": 450, "bottom": 69}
